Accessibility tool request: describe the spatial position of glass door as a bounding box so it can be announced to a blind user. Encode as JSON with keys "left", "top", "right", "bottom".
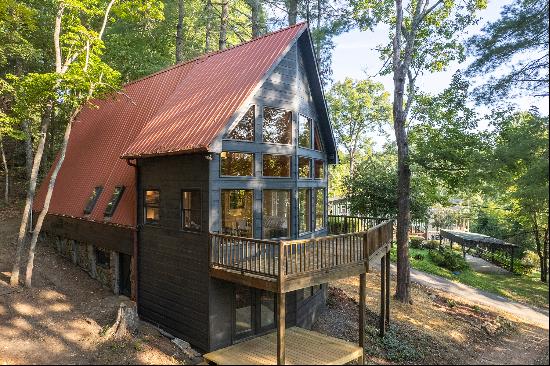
{"left": 234, "top": 286, "right": 276, "bottom": 341}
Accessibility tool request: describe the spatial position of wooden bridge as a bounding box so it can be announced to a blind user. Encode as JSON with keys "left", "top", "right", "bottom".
{"left": 207, "top": 218, "right": 394, "bottom": 365}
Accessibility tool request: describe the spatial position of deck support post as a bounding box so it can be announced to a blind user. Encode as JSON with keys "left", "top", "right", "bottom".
{"left": 379, "top": 255, "right": 386, "bottom": 337}
{"left": 277, "top": 292, "right": 286, "bottom": 365}
{"left": 359, "top": 273, "right": 366, "bottom": 364}
{"left": 385, "top": 253, "right": 390, "bottom": 326}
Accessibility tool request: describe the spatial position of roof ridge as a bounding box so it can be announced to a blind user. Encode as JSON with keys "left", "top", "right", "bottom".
{"left": 122, "top": 22, "right": 308, "bottom": 88}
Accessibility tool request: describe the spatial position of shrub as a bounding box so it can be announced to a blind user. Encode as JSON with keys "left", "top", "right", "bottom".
{"left": 424, "top": 240, "right": 439, "bottom": 250}
{"left": 409, "top": 236, "right": 424, "bottom": 249}
{"left": 520, "top": 250, "right": 540, "bottom": 274}
{"left": 429, "top": 249, "right": 469, "bottom": 272}
{"left": 413, "top": 253, "right": 424, "bottom": 261}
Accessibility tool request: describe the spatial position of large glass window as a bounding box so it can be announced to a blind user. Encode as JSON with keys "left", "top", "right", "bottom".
{"left": 104, "top": 186, "right": 125, "bottom": 218}
{"left": 263, "top": 107, "right": 292, "bottom": 144}
{"left": 144, "top": 190, "right": 160, "bottom": 224}
{"left": 315, "top": 188, "right": 325, "bottom": 230}
{"left": 314, "top": 159, "right": 325, "bottom": 179}
{"left": 182, "top": 190, "right": 201, "bottom": 231}
{"left": 263, "top": 190, "right": 290, "bottom": 239}
{"left": 84, "top": 186, "right": 103, "bottom": 215}
{"left": 259, "top": 291, "right": 275, "bottom": 329}
{"left": 221, "top": 190, "right": 253, "bottom": 237}
{"left": 235, "top": 286, "right": 253, "bottom": 338}
{"left": 220, "top": 152, "right": 254, "bottom": 176}
{"left": 314, "top": 125, "right": 323, "bottom": 151}
{"left": 298, "top": 115, "right": 312, "bottom": 148}
{"left": 263, "top": 154, "right": 291, "bottom": 177}
{"left": 227, "top": 105, "right": 255, "bottom": 141}
{"left": 298, "top": 189, "right": 311, "bottom": 234}
{"left": 298, "top": 157, "right": 312, "bottom": 179}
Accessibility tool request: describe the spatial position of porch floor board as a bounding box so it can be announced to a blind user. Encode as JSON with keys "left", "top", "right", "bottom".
{"left": 203, "top": 327, "right": 362, "bottom": 365}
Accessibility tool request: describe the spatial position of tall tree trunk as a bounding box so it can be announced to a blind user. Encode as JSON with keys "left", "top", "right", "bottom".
{"left": 533, "top": 214, "right": 547, "bottom": 282}
{"left": 315, "top": 0, "right": 321, "bottom": 62}
{"left": 10, "top": 108, "right": 52, "bottom": 286}
{"left": 248, "top": 0, "right": 260, "bottom": 38}
{"left": 176, "top": 0, "right": 185, "bottom": 63}
{"left": 287, "top": 0, "right": 298, "bottom": 25}
{"left": 393, "top": 0, "right": 411, "bottom": 303}
{"left": 23, "top": 121, "right": 33, "bottom": 180}
{"left": 25, "top": 110, "right": 76, "bottom": 287}
{"left": 219, "top": 1, "right": 229, "bottom": 50}
{"left": 0, "top": 133, "right": 8, "bottom": 204}
{"left": 205, "top": 0, "right": 212, "bottom": 52}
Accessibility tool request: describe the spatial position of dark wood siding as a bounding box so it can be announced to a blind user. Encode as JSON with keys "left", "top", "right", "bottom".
{"left": 41, "top": 214, "right": 133, "bottom": 255}
{"left": 137, "top": 154, "right": 210, "bottom": 351}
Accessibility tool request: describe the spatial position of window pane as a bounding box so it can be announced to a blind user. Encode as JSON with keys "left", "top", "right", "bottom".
{"left": 260, "top": 291, "right": 275, "bottom": 329}
{"left": 227, "top": 105, "right": 255, "bottom": 141}
{"left": 145, "top": 190, "right": 160, "bottom": 205}
{"left": 314, "top": 160, "right": 324, "bottom": 179}
{"left": 220, "top": 152, "right": 254, "bottom": 176}
{"left": 315, "top": 188, "right": 325, "bottom": 230}
{"left": 145, "top": 207, "right": 159, "bottom": 222}
{"left": 221, "top": 190, "right": 253, "bottom": 237}
{"left": 263, "top": 190, "right": 290, "bottom": 239}
{"left": 263, "top": 107, "right": 292, "bottom": 144}
{"left": 298, "top": 115, "right": 312, "bottom": 148}
{"left": 235, "top": 286, "right": 253, "bottom": 336}
{"left": 314, "top": 125, "right": 323, "bottom": 151}
{"left": 84, "top": 186, "right": 103, "bottom": 214}
{"left": 182, "top": 190, "right": 201, "bottom": 231}
{"left": 104, "top": 186, "right": 125, "bottom": 217}
{"left": 263, "top": 154, "right": 291, "bottom": 177}
{"left": 299, "top": 189, "right": 311, "bottom": 234}
{"left": 298, "top": 157, "right": 311, "bottom": 178}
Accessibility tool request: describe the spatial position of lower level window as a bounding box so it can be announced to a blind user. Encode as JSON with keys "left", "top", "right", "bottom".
{"left": 221, "top": 190, "right": 253, "bottom": 237}
{"left": 182, "top": 190, "right": 201, "bottom": 231}
{"left": 144, "top": 190, "right": 160, "bottom": 224}
{"left": 263, "top": 190, "right": 290, "bottom": 239}
{"left": 315, "top": 188, "right": 325, "bottom": 230}
{"left": 96, "top": 248, "right": 110, "bottom": 269}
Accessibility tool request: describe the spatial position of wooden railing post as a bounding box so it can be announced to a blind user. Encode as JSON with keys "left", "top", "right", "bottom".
{"left": 359, "top": 272, "right": 366, "bottom": 364}
{"left": 277, "top": 240, "right": 286, "bottom": 365}
{"left": 385, "top": 252, "right": 390, "bottom": 326}
{"left": 380, "top": 254, "right": 386, "bottom": 337}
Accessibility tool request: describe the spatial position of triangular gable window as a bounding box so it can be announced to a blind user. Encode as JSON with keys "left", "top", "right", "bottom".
{"left": 314, "top": 124, "right": 324, "bottom": 151}
{"left": 226, "top": 105, "right": 255, "bottom": 141}
{"left": 84, "top": 186, "right": 103, "bottom": 215}
{"left": 104, "top": 186, "right": 125, "bottom": 218}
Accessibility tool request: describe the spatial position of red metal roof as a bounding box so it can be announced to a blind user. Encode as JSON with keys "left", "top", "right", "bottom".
{"left": 33, "top": 23, "right": 307, "bottom": 227}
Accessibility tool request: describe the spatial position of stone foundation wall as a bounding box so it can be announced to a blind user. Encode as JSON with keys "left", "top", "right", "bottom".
{"left": 41, "top": 233, "right": 122, "bottom": 294}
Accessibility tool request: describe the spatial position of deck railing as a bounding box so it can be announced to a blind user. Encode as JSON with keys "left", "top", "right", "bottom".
{"left": 209, "top": 219, "right": 394, "bottom": 281}
{"left": 328, "top": 215, "right": 387, "bottom": 235}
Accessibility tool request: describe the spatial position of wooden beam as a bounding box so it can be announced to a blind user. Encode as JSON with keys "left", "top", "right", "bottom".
{"left": 277, "top": 292, "right": 286, "bottom": 365}
{"left": 385, "top": 253, "right": 390, "bottom": 326}
{"left": 379, "top": 255, "right": 386, "bottom": 337}
{"left": 359, "top": 273, "right": 366, "bottom": 364}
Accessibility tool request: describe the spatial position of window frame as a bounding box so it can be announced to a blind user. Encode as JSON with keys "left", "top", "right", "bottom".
{"left": 313, "top": 123, "right": 324, "bottom": 152}
{"left": 262, "top": 153, "right": 292, "bottom": 178}
{"left": 220, "top": 151, "right": 255, "bottom": 177}
{"left": 298, "top": 114, "right": 313, "bottom": 149}
{"left": 221, "top": 189, "right": 255, "bottom": 238}
{"left": 314, "top": 159, "right": 325, "bottom": 180}
{"left": 262, "top": 189, "right": 292, "bottom": 239}
{"left": 181, "top": 189, "right": 202, "bottom": 232}
{"left": 298, "top": 156, "right": 312, "bottom": 179}
{"left": 84, "top": 186, "right": 103, "bottom": 215}
{"left": 262, "top": 106, "right": 293, "bottom": 146}
{"left": 225, "top": 105, "right": 256, "bottom": 142}
{"left": 104, "top": 186, "right": 125, "bottom": 218}
{"left": 143, "top": 189, "right": 161, "bottom": 225}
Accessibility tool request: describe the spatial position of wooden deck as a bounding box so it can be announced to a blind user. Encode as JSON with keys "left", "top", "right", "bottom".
{"left": 209, "top": 220, "right": 394, "bottom": 293}
{"left": 203, "top": 327, "right": 363, "bottom": 365}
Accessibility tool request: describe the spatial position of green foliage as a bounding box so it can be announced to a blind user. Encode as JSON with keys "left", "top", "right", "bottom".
{"left": 409, "top": 235, "right": 424, "bottom": 249}
{"left": 466, "top": 0, "right": 549, "bottom": 101}
{"left": 429, "top": 250, "right": 469, "bottom": 272}
{"left": 424, "top": 240, "right": 439, "bottom": 250}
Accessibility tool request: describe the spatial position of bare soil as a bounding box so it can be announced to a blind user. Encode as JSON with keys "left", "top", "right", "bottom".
{"left": 1, "top": 202, "right": 548, "bottom": 365}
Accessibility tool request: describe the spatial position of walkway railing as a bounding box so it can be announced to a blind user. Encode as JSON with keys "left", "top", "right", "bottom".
{"left": 328, "top": 214, "right": 386, "bottom": 234}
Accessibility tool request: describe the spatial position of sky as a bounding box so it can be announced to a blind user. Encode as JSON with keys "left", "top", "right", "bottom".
{"left": 330, "top": 0, "right": 549, "bottom": 118}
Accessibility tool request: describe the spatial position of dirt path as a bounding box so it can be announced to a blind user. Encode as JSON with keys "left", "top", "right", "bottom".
{"left": 369, "top": 261, "right": 549, "bottom": 329}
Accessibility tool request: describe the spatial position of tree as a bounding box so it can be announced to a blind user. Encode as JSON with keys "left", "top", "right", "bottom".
{"left": 326, "top": 78, "right": 391, "bottom": 176}
{"left": 466, "top": 0, "right": 549, "bottom": 102}
{"left": 9, "top": 0, "right": 163, "bottom": 287}
{"left": 489, "top": 111, "right": 549, "bottom": 281}
{"left": 176, "top": 0, "right": 185, "bottom": 63}
{"left": 353, "top": 0, "right": 486, "bottom": 303}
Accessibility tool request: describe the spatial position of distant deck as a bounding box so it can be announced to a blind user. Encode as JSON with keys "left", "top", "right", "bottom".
{"left": 209, "top": 220, "right": 394, "bottom": 294}
{"left": 203, "top": 327, "right": 363, "bottom": 365}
